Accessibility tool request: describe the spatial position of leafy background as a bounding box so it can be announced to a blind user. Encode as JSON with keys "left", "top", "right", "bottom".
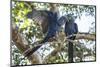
{"left": 11, "top": 0, "right": 96, "bottom": 66}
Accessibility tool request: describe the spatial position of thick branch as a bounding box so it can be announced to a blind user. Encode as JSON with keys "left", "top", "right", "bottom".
{"left": 12, "top": 23, "right": 43, "bottom": 64}
{"left": 12, "top": 24, "right": 30, "bottom": 53}
{"left": 66, "top": 33, "right": 95, "bottom": 41}
{"left": 75, "top": 33, "right": 95, "bottom": 40}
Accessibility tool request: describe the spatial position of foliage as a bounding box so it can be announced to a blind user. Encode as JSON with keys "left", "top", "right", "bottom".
{"left": 12, "top": 44, "right": 31, "bottom": 65}
{"left": 11, "top": 0, "right": 96, "bottom": 65}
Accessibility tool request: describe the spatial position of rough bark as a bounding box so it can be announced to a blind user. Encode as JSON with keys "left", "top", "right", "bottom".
{"left": 12, "top": 23, "right": 43, "bottom": 64}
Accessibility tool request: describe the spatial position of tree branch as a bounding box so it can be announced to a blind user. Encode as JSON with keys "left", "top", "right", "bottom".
{"left": 12, "top": 23, "right": 43, "bottom": 64}
{"left": 66, "top": 33, "right": 95, "bottom": 41}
